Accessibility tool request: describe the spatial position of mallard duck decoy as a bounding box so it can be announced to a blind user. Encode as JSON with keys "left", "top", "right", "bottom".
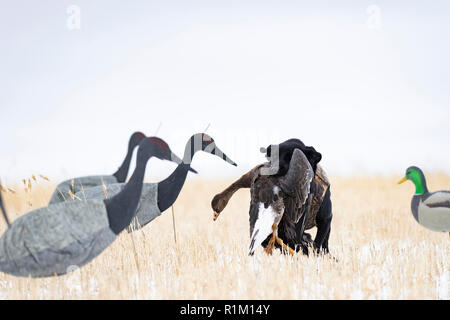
{"left": 0, "top": 137, "right": 182, "bottom": 278}
{"left": 73, "top": 133, "right": 237, "bottom": 232}
{"left": 48, "top": 132, "right": 147, "bottom": 204}
{"left": 398, "top": 166, "right": 450, "bottom": 232}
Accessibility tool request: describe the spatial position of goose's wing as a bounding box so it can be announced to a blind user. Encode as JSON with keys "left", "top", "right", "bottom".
{"left": 282, "top": 149, "right": 314, "bottom": 225}
{"left": 423, "top": 191, "right": 450, "bottom": 209}
{"left": 49, "top": 175, "right": 118, "bottom": 204}
{"left": 0, "top": 200, "right": 116, "bottom": 278}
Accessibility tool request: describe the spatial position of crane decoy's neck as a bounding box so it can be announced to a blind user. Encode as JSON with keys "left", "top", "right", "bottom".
{"left": 112, "top": 144, "right": 135, "bottom": 183}
{"left": 0, "top": 187, "right": 11, "bottom": 228}
{"left": 157, "top": 139, "right": 200, "bottom": 212}
{"left": 157, "top": 133, "right": 237, "bottom": 212}
{"left": 157, "top": 163, "right": 192, "bottom": 212}
{"left": 105, "top": 152, "right": 148, "bottom": 234}
{"left": 182, "top": 137, "right": 200, "bottom": 165}
{"left": 112, "top": 132, "right": 145, "bottom": 182}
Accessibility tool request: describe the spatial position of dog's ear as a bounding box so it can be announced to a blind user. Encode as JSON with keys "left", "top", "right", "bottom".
{"left": 314, "top": 151, "right": 322, "bottom": 164}
{"left": 265, "top": 144, "right": 272, "bottom": 158}
{"left": 283, "top": 151, "right": 291, "bottom": 163}
{"left": 303, "top": 146, "right": 322, "bottom": 165}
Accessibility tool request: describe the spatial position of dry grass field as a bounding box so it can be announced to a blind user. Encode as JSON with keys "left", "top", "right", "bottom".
{"left": 0, "top": 175, "right": 448, "bottom": 300}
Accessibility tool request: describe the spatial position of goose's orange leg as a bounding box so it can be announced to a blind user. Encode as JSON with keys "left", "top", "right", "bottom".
{"left": 275, "top": 237, "right": 296, "bottom": 255}
{"left": 264, "top": 224, "right": 277, "bottom": 255}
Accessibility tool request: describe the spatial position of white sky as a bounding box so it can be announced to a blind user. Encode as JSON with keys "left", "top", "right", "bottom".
{"left": 1, "top": 1, "right": 449, "bottom": 182}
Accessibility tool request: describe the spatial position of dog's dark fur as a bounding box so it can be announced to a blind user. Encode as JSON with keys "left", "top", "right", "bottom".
{"left": 265, "top": 139, "right": 332, "bottom": 254}
{"left": 265, "top": 138, "right": 322, "bottom": 175}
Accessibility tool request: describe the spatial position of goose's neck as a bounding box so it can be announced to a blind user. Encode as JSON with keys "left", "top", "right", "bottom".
{"left": 112, "top": 145, "right": 134, "bottom": 183}
{"left": 105, "top": 154, "right": 147, "bottom": 234}
{"left": 157, "top": 144, "right": 197, "bottom": 212}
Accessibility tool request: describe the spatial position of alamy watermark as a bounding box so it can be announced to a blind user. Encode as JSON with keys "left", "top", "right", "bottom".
{"left": 67, "top": 5, "right": 81, "bottom": 30}
{"left": 366, "top": 4, "right": 382, "bottom": 31}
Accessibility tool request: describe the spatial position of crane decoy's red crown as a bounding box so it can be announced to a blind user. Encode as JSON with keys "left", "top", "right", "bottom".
{"left": 135, "top": 132, "right": 146, "bottom": 139}
{"left": 200, "top": 133, "right": 214, "bottom": 146}
{"left": 148, "top": 137, "right": 169, "bottom": 151}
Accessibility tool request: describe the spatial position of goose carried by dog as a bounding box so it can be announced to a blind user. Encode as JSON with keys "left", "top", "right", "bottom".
{"left": 248, "top": 149, "right": 314, "bottom": 255}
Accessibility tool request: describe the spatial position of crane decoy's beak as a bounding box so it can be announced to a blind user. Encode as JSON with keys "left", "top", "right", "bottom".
{"left": 398, "top": 177, "right": 407, "bottom": 184}
{"left": 189, "top": 167, "right": 198, "bottom": 174}
{"left": 213, "top": 145, "right": 237, "bottom": 167}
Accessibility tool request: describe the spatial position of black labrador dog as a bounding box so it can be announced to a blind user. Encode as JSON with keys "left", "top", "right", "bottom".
{"left": 264, "top": 138, "right": 332, "bottom": 253}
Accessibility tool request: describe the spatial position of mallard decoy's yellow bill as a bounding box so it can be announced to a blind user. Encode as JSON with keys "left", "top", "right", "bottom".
{"left": 398, "top": 177, "right": 407, "bottom": 184}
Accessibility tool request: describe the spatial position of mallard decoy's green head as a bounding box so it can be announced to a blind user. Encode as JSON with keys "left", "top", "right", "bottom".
{"left": 398, "top": 166, "right": 428, "bottom": 195}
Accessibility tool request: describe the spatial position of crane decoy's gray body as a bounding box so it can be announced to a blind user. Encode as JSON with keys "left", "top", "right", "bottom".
{"left": 0, "top": 137, "right": 183, "bottom": 278}
{"left": 398, "top": 166, "right": 450, "bottom": 232}
{"left": 48, "top": 132, "right": 146, "bottom": 204}
{"left": 74, "top": 133, "right": 237, "bottom": 232}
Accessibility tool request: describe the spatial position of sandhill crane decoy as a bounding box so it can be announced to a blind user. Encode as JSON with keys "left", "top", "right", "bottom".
{"left": 73, "top": 133, "right": 237, "bottom": 231}
{"left": 398, "top": 166, "right": 450, "bottom": 232}
{"left": 48, "top": 131, "right": 147, "bottom": 204}
{"left": 0, "top": 137, "right": 183, "bottom": 278}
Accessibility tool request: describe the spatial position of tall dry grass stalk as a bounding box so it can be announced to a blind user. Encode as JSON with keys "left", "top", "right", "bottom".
{"left": 0, "top": 175, "right": 448, "bottom": 299}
